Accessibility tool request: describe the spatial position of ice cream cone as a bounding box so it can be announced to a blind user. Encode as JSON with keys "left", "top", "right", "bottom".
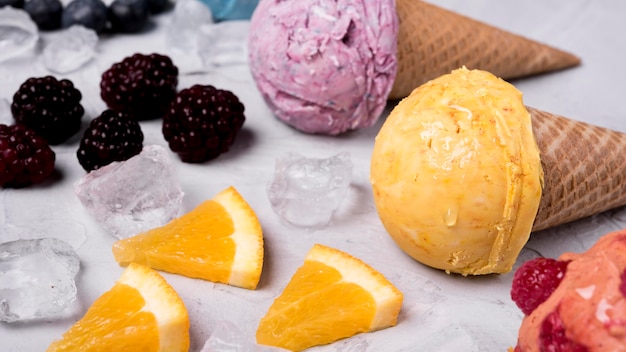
{"left": 529, "top": 107, "right": 626, "bottom": 231}
{"left": 389, "top": 0, "right": 581, "bottom": 100}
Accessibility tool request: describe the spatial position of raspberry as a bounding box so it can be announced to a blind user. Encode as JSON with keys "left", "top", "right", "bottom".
{"left": 77, "top": 109, "right": 144, "bottom": 172}
{"left": 11, "top": 76, "right": 84, "bottom": 145}
{"left": 539, "top": 311, "right": 588, "bottom": 352}
{"left": 162, "top": 85, "right": 245, "bottom": 163}
{"left": 0, "top": 124, "right": 55, "bottom": 188}
{"left": 100, "top": 53, "right": 178, "bottom": 121}
{"left": 511, "top": 258, "right": 569, "bottom": 315}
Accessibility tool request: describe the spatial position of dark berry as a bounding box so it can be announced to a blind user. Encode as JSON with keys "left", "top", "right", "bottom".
{"left": 146, "top": 0, "right": 169, "bottom": 13}
{"left": 62, "top": 0, "right": 107, "bottom": 34}
{"left": 511, "top": 258, "right": 569, "bottom": 315}
{"left": 76, "top": 109, "right": 143, "bottom": 172}
{"left": 0, "top": 124, "right": 55, "bottom": 188}
{"left": 11, "top": 76, "right": 84, "bottom": 145}
{"left": 108, "top": 0, "right": 149, "bottom": 33}
{"left": 162, "top": 85, "right": 245, "bottom": 163}
{"left": 23, "top": 0, "right": 62, "bottom": 30}
{"left": 100, "top": 53, "right": 178, "bottom": 121}
{"left": 539, "top": 311, "right": 588, "bottom": 352}
{"left": 0, "top": 0, "right": 24, "bottom": 8}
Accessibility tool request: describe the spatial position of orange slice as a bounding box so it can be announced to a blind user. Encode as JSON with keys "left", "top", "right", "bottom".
{"left": 112, "top": 186, "right": 264, "bottom": 290}
{"left": 47, "top": 262, "right": 189, "bottom": 352}
{"left": 256, "top": 244, "right": 403, "bottom": 351}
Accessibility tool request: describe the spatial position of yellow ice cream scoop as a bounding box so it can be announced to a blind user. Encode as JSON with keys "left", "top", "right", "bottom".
{"left": 370, "top": 67, "right": 543, "bottom": 275}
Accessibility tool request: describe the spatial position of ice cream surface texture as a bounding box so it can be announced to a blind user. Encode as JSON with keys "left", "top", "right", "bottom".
{"left": 247, "top": 0, "right": 398, "bottom": 135}
{"left": 515, "top": 229, "right": 626, "bottom": 351}
{"left": 370, "top": 68, "right": 543, "bottom": 275}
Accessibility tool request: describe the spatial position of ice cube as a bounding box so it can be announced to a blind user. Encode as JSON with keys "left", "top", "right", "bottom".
{"left": 0, "top": 7, "right": 39, "bottom": 63}
{"left": 0, "top": 238, "right": 80, "bottom": 323}
{"left": 201, "top": 320, "right": 289, "bottom": 352}
{"left": 74, "top": 145, "right": 184, "bottom": 239}
{"left": 197, "top": 20, "right": 250, "bottom": 69}
{"left": 166, "top": 0, "right": 214, "bottom": 52}
{"left": 41, "top": 25, "right": 98, "bottom": 74}
{"left": 267, "top": 152, "right": 353, "bottom": 228}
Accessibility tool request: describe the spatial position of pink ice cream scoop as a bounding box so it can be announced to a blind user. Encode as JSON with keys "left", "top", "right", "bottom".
{"left": 247, "top": 0, "right": 398, "bottom": 135}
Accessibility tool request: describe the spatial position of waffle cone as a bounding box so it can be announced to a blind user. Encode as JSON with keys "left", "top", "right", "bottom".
{"left": 529, "top": 107, "right": 626, "bottom": 231}
{"left": 389, "top": 0, "right": 581, "bottom": 100}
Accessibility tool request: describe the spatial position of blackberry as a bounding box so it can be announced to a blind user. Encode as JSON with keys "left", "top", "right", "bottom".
{"left": 510, "top": 258, "right": 569, "bottom": 315}
{"left": 162, "top": 85, "right": 245, "bottom": 163}
{"left": 0, "top": 124, "right": 56, "bottom": 188}
{"left": 108, "top": 0, "right": 149, "bottom": 33}
{"left": 0, "top": 0, "right": 24, "bottom": 8}
{"left": 11, "top": 76, "right": 84, "bottom": 145}
{"left": 77, "top": 109, "right": 144, "bottom": 172}
{"left": 23, "top": 0, "right": 63, "bottom": 30}
{"left": 62, "top": 0, "right": 107, "bottom": 34}
{"left": 100, "top": 53, "right": 178, "bottom": 121}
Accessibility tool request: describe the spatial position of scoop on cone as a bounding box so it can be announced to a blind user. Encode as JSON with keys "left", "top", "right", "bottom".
{"left": 247, "top": 0, "right": 580, "bottom": 135}
{"left": 389, "top": 0, "right": 581, "bottom": 100}
{"left": 370, "top": 67, "right": 626, "bottom": 276}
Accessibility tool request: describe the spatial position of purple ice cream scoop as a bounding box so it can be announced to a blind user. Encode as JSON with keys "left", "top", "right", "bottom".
{"left": 248, "top": 0, "right": 398, "bottom": 135}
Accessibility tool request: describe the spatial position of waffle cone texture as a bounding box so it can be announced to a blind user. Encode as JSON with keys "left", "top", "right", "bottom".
{"left": 389, "top": 0, "right": 581, "bottom": 100}
{"left": 530, "top": 108, "right": 626, "bottom": 231}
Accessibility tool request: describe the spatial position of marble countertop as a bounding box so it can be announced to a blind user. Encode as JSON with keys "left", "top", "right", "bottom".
{"left": 2, "top": 0, "right": 626, "bottom": 351}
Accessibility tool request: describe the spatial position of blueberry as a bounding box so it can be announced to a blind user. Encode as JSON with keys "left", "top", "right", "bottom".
{"left": 0, "top": 0, "right": 24, "bottom": 8}
{"left": 62, "top": 0, "right": 108, "bottom": 34}
{"left": 146, "top": 0, "right": 169, "bottom": 14}
{"left": 23, "top": 0, "right": 62, "bottom": 30}
{"left": 108, "top": 0, "right": 149, "bottom": 33}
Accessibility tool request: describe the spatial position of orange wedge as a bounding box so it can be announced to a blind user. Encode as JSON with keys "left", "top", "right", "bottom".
{"left": 47, "top": 263, "right": 189, "bottom": 352}
{"left": 112, "top": 186, "right": 264, "bottom": 290}
{"left": 256, "top": 244, "right": 403, "bottom": 351}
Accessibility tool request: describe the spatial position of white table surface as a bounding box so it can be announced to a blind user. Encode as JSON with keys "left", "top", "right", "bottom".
{"left": 2, "top": 0, "right": 626, "bottom": 351}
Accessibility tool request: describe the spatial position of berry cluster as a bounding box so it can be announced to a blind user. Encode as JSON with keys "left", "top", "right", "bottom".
{"left": 11, "top": 76, "right": 84, "bottom": 145}
{"left": 0, "top": 124, "right": 56, "bottom": 188}
{"left": 163, "top": 85, "right": 246, "bottom": 163}
{"left": 2, "top": 52, "right": 246, "bottom": 187}
{"left": 6, "top": 0, "right": 170, "bottom": 34}
{"left": 100, "top": 53, "right": 179, "bottom": 121}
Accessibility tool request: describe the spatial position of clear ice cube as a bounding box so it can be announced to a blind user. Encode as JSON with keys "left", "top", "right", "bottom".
{"left": 41, "top": 25, "right": 98, "bottom": 74}
{"left": 0, "top": 238, "right": 80, "bottom": 323}
{"left": 197, "top": 20, "right": 250, "bottom": 69}
{"left": 164, "top": 0, "right": 215, "bottom": 73}
{"left": 200, "top": 320, "right": 289, "bottom": 352}
{"left": 0, "top": 7, "right": 39, "bottom": 63}
{"left": 267, "top": 152, "right": 353, "bottom": 228}
{"left": 74, "top": 145, "right": 184, "bottom": 240}
{"left": 166, "top": 0, "right": 213, "bottom": 53}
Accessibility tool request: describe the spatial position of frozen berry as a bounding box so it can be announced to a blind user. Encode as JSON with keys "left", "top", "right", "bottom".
{"left": 0, "top": 0, "right": 24, "bottom": 7}
{"left": 0, "top": 124, "right": 55, "bottom": 188}
{"left": 511, "top": 258, "right": 569, "bottom": 315}
{"left": 108, "top": 0, "right": 149, "bottom": 33}
{"left": 100, "top": 53, "right": 178, "bottom": 121}
{"left": 162, "top": 85, "right": 245, "bottom": 163}
{"left": 62, "top": 0, "right": 107, "bottom": 34}
{"left": 23, "top": 0, "right": 62, "bottom": 30}
{"left": 539, "top": 311, "right": 588, "bottom": 352}
{"left": 11, "top": 76, "right": 84, "bottom": 145}
{"left": 146, "top": 0, "right": 168, "bottom": 13}
{"left": 77, "top": 109, "right": 143, "bottom": 172}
